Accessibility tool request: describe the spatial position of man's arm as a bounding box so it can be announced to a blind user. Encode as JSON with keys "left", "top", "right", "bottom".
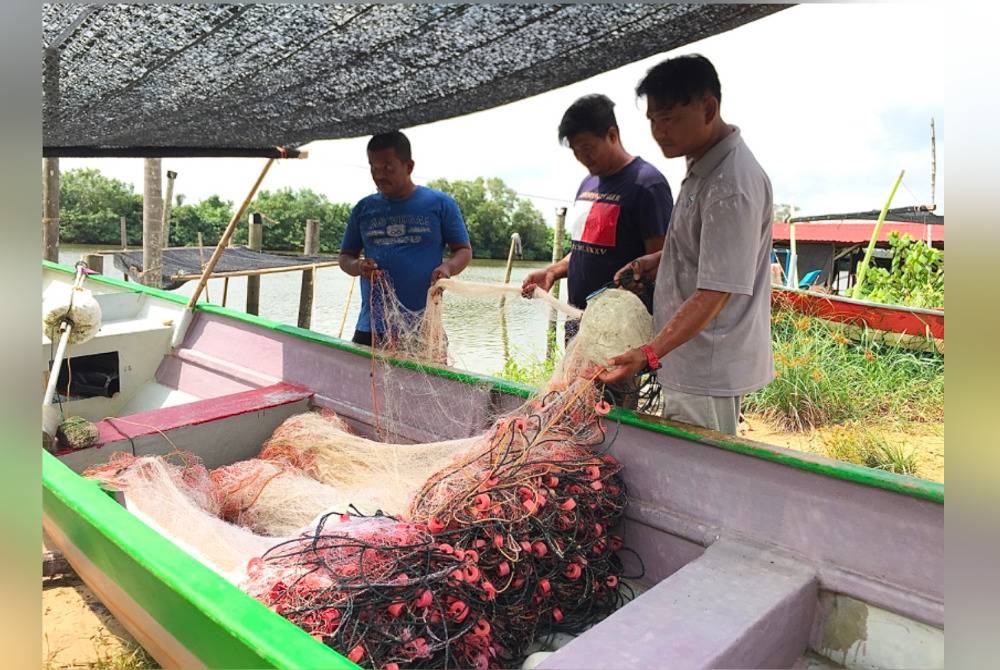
{"left": 338, "top": 250, "right": 379, "bottom": 279}
{"left": 643, "top": 235, "right": 665, "bottom": 254}
{"left": 598, "top": 288, "right": 730, "bottom": 385}
{"left": 521, "top": 253, "right": 571, "bottom": 296}
{"left": 431, "top": 243, "right": 473, "bottom": 283}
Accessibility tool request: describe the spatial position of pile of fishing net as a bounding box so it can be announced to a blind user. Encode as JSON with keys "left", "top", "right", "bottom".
{"left": 84, "top": 280, "right": 656, "bottom": 668}
{"left": 234, "top": 377, "right": 634, "bottom": 669}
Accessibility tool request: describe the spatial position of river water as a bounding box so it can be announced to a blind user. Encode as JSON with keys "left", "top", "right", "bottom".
{"left": 58, "top": 244, "right": 568, "bottom": 377}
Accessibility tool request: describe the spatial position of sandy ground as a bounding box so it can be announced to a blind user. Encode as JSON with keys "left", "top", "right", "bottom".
{"left": 42, "top": 537, "right": 156, "bottom": 670}
{"left": 740, "top": 413, "right": 944, "bottom": 484}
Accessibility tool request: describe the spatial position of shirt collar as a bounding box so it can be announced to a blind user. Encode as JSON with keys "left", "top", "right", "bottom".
{"left": 687, "top": 125, "right": 741, "bottom": 178}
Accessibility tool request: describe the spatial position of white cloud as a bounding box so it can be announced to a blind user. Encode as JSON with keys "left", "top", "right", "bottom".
{"left": 60, "top": 3, "right": 946, "bottom": 228}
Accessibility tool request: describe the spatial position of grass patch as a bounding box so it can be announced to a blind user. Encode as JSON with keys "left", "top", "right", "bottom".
{"left": 821, "top": 423, "right": 920, "bottom": 476}
{"left": 743, "top": 306, "right": 944, "bottom": 431}
{"left": 494, "top": 350, "right": 558, "bottom": 388}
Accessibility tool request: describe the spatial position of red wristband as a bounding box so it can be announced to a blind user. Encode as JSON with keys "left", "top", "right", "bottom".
{"left": 639, "top": 344, "right": 661, "bottom": 371}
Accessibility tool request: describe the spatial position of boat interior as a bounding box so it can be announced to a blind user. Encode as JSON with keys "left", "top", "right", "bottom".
{"left": 42, "top": 269, "right": 944, "bottom": 670}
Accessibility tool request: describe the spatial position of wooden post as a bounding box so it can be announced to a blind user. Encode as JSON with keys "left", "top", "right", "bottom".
{"left": 246, "top": 212, "right": 262, "bottom": 315}
{"left": 120, "top": 216, "right": 128, "bottom": 250}
{"left": 142, "top": 158, "right": 163, "bottom": 288}
{"left": 83, "top": 253, "right": 103, "bottom": 274}
{"left": 297, "top": 218, "right": 320, "bottom": 328}
{"left": 546, "top": 206, "right": 567, "bottom": 360}
{"left": 162, "top": 170, "right": 177, "bottom": 247}
{"left": 42, "top": 158, "right": 60, "bottom": 262}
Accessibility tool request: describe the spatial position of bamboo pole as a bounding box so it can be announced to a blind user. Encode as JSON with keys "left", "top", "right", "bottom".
{"left": 852, "top": 169, "right": 905, "bottom": 299}
{"left": 180, "top": 159, "right": 275, "bottom": 306}
{"left": 197, "top": 232, "right": 210, "bottom": 303}
{"left": 171, "top": 158, "right": 276, "bottom": 347}
{"left": 298, "top": 218, "right": 320, "bottom": 328}
{"left": 498, "top": 232, "right": 521, "bottom": 310}
{"left": 787, "top": 221, "right": 798, "bottom": 288}
{"left": 337, "top": 276, "right": 356, "bottom": 339}
{"left": 173, "top": 260, "right": 340, "bottom": 282}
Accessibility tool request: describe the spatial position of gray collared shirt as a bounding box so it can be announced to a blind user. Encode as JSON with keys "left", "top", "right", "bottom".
{"left": 653, "top": 125, "right": 774, "bottom": 396}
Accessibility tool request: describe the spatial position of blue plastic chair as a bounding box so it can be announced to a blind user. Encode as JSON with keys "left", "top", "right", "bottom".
{"left": 798, "top": 269, "right": 821, "bottom": 289}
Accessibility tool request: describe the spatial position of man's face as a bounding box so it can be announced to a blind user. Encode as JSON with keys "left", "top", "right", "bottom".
{"left": 568, "top": 130, "right": 618, "bottom": 177}
{"left": 646, "top": 96, "right": 712, "bottom": 159}
{"left": 368, "top": 147, "right": 413, "bottom": 198}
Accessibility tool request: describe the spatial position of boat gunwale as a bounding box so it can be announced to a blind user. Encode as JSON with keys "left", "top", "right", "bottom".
{"left": 42, "top": 450, "right": 356, "bottom": 669}
{"left": 43, "top": 260, "right": 943, "bottom": 505}
{"left": 772, "top": 285, "right": 945, "bottom": 317}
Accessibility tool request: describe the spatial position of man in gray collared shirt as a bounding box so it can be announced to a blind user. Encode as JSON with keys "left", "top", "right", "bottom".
{"left": 599, "top": 54, "right": 774, "bottom": 435}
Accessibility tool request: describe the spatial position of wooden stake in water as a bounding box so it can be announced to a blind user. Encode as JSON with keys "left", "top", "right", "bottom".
{"left": 298, "top": 218, "right": 319, "bottom": 329}
{"left": 852, "top": 169, "right": 905, "bottom": 300}
{"left": 142, "top": 158, "right": 164, "bottom": 288}
{"left": 247, "top": 212, "right": 263, "bottom": 315}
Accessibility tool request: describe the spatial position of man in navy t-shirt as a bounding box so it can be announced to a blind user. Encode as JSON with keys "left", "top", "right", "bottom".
{"left": 339, "top": 130, "right": 472, "bottom": 347}
{"left": 522, "top": 94, "right": 673, "bottom": 333}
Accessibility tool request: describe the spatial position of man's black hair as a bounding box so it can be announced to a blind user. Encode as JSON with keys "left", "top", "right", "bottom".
{"left": 636, "top": 54, "right": 722, "bottom": 108}
{"left": 557, "top": 94, "right": 618, "bottom": 145}
{"left": 367, "top": 130, "right": 412, "bottom": 162}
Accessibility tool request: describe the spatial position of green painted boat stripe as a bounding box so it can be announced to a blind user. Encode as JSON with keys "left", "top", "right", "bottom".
{"left": 45, "top": 260, "right": 942, "bottom": 504}
{"left": 45, "top": 259, "right": 191, "bottom": 305}
{"left": 43, "top": 452, "right": 356, "bottom": 669}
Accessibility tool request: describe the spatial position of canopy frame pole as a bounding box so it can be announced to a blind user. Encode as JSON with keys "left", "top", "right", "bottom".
{"left": 171, "top": 157, "right": 276, "bottom": 347}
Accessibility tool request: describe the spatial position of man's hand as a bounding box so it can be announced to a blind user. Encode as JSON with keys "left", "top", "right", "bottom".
{"left": 521, "top": 268, "right": 556, "bottom": 297}
{"left": 613, "top": 252, "right": 661, "bottom": 291}
{"left": 357, "top": 258, "right": 380, "bottom": 280}
{"left": 430, "top": 263, "right": 452, "bottom": 285}
{"left": 598, "top": 348, "right": 648, "bottom": 386}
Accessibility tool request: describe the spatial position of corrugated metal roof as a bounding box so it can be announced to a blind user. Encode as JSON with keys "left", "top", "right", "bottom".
{"left": 41, "top": 3, "right": 788, "bottom": 156}
{"left": 772, "top": 220, "right": 945, "bottom": 245}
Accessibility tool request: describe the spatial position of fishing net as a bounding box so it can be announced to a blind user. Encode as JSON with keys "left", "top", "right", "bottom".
{"left": 82, "top": 452, "right": 289, "bottom": 582}
{"left": 211, "top": 457, "right": 359, "bottom": 537}
{"left": 81, "top": 277, "right": 652, "bottom": 668}
{"left": 258, "top": 409, "right": 480, "bottom": 519}
{"left": 237, "top": 377, "right": 636, "bottom": 668}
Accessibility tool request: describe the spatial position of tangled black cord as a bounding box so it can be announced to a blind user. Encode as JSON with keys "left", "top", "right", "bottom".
{"left": 249, "top": 381, "right": 645, "bottom": 669}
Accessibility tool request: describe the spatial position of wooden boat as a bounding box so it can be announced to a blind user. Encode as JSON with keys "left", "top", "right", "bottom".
{"left": 771, "top": 286, "right": 945, "bottom": 355}
{"left": 42, "top": 260, "right": 943, "bottom": 669}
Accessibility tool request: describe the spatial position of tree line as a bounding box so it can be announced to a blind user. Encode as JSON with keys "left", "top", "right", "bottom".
{"left": 57, "top": 168, "right": 565, "bottom": 261}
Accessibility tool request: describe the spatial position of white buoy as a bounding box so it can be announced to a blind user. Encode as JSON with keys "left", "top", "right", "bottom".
{"left": 42, "top": 262, "right": 102, "bottom": 414}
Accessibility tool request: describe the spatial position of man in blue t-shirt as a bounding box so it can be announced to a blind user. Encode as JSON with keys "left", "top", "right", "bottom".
{"left": 522, "top": 94, "right": 673, "bottom": 336}
{"left": 339, "top": 130, "right": 472, "bottom": 347}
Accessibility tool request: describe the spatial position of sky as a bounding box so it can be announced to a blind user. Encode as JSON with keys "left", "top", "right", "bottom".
{"left": 60, "top": 3, "right": 946, "bottom": 229}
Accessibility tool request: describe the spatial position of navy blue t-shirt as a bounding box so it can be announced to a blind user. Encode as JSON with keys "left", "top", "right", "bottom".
{"left": 341, "top": 186, "right": 470, "bottom": 333}
{"left": 567, "top": 157, "right": 673, "bottom": 311}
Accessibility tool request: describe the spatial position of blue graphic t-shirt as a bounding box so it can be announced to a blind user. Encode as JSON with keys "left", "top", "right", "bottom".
{"left": 341, "top": 186, "right": 470, "bottom": 333}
